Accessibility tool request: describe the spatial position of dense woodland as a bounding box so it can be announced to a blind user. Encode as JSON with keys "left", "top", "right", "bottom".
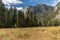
{"left": 0, "top": 0, "right": 60, "bottom": 28}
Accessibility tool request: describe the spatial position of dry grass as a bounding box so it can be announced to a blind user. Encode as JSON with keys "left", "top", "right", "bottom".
{"left": 0, "top": 26, "right": 60, "bottom": 40}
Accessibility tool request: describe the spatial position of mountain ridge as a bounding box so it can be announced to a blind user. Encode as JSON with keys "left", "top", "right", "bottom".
{"left": 24, "top": 2, "right": 60, "bottom": 21}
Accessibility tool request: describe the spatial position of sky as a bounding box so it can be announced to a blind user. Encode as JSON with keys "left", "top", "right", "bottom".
{"left": 2, "top": 0, "right": 60, "bottom": 10}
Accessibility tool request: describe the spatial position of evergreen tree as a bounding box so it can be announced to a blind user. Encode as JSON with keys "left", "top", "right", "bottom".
{"left": 24, "top": 8, "right": 38, "bottom": 27}
{"left": 5, "top": 7, "right": 13, "bottom": 27}
{"left": 11, "top": 7, "right": 17, "bottom": 27}
{"left": 0, "top": 0, "right": 6, "bottom": 27}
{"left": 17, "top": 10, "right": 25, "bottom": 27}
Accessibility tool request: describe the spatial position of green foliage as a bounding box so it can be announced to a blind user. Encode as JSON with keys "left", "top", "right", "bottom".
{"left": 16, "top": 10, "right": 25, "bottom": 27}
{"left": 24, "top": 10, "right": 38, "bottom": 27}
{"left": 0, "top": 0, "right": 60, "bottom": 28}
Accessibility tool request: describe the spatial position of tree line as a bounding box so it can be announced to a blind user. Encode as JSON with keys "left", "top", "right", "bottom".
{"left": 0, "top": 0, "right": 60, "bottom": 28}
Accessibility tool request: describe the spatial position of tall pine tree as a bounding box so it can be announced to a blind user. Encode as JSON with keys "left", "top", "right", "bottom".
{"left": 0, "top": 0, "right": 6, "bottom": 27}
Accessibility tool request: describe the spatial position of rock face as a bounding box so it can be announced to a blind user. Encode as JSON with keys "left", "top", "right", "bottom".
{"left": 31, "top": 4, "right": 54, "bottom": 20}
{"left": 24, "top": 6, "right": 32, "bottom": 18}
{"left": 24, "top": 2, "right": 60, "bottom": 20}
{"left": 31, "top": 4, "right": 53, "bottom": 14}
{"left": 54, "top": 2, "right": 60, "bottom": 19}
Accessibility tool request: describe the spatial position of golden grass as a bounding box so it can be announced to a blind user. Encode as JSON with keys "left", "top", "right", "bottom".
{"left": 0, "top": 26, "right": 60, "bottom": 40}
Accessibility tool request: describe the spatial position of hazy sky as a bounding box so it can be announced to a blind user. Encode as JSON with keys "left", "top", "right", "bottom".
{"left": 2, "top": 0, "right": 60, "bottom": 10}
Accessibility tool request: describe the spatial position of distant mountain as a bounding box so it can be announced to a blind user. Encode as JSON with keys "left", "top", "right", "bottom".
{"left": 54, "top": 2, "right": 60, "bottom": 19}
{"left": 24, "top": 4, "right": 54, "bottom": 20}
{"left": 24, "top": 6, "right": 32, "bottom": 18}
{"left": 31, "top": 4, "right": 54, "bottom": 20}
{"left": 24, "top": 2, "right": 60, "bottom": 20}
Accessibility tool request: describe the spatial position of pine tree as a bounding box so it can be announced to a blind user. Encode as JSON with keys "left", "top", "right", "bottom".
{"left": 5, "top": 7, "right": 13, "bottom": 27}
{"left": 11, "top": 7, "right": 17, "bottom": 27}
{"left": 0, "top": 0, "right": 6, "bottom": 27}
{"left": 17, "top": 10, "right": 25, "bottom": 27}
{"left": 24, "top": 8, "right": 38, "bottom": 27}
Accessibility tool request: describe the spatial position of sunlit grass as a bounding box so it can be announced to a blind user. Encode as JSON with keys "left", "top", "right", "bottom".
{"left": 0, "top": 26, "right": 60, "bottom": 40}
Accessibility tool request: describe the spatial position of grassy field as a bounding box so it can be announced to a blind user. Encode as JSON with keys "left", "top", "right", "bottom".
{"left": 0, "top": 26, "right": 60, "bottom": 40}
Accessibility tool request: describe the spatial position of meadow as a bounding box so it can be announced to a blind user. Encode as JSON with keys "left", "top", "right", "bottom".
{"left": 0, "top": 26, "right": 60, "bottom": 40}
